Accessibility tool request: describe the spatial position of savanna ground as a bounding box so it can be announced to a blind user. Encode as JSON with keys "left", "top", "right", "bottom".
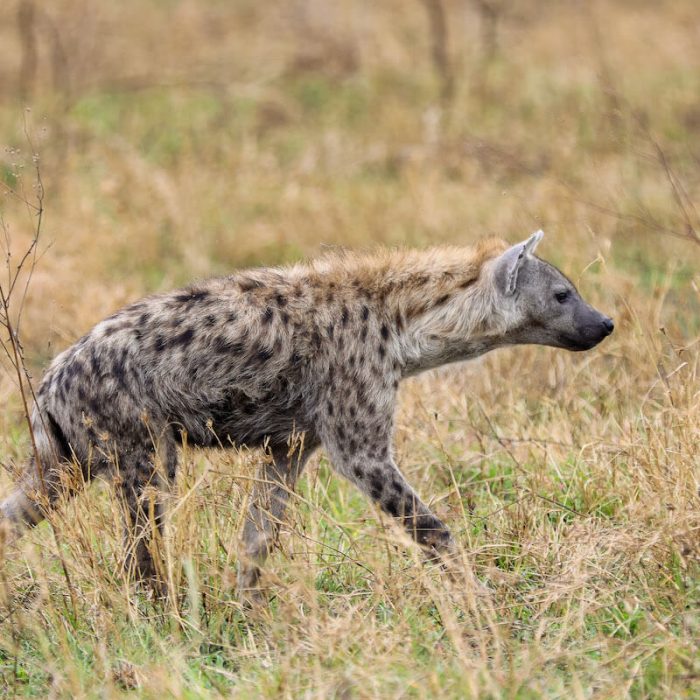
{"left": 0, "top": 1, "right": 698, "bottom": 697}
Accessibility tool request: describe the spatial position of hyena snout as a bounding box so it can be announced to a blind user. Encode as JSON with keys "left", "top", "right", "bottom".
{"left": 568, "top": 307, "right": 614, "bottom": 350}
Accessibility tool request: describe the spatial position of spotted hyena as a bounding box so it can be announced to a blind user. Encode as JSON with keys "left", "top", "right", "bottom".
{"left": 1, "top": 231, "right": 613, "bottom": 600}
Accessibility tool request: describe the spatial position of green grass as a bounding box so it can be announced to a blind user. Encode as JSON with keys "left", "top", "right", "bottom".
{"left": 0, "top": 0, "right": 699, "bottom": 696}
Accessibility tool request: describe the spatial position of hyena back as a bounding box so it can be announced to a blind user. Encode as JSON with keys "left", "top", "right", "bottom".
{"left": 1, "top": 231, "right": 613, "bottom": 598}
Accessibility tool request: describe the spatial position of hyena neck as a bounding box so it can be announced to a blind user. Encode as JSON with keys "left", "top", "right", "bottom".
{"left": 378, "top": 249, "right": 509, "bottom": 377}
{"left": 397, "top": 284, "right": 505, "bottom": 376}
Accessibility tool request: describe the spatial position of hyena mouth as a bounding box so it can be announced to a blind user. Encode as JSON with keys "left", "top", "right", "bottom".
{"left": 559, "top": 334, "right": 605, "bottom": 352}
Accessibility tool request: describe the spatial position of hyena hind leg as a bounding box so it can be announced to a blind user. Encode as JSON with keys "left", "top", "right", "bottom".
{"left": 116, "top": 439, "right": 178, "bottom": 594}
{"left": 238, "top": 444, "right": 315, "bottom": 605}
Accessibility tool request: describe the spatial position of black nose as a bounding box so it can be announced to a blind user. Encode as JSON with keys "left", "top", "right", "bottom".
{"left": 602, "top": 317, "right": 614, "bottom": 335}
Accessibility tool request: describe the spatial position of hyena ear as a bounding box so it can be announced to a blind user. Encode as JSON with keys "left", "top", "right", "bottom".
{"left": 496, "top": 230, "right": 544, "bottom": 296}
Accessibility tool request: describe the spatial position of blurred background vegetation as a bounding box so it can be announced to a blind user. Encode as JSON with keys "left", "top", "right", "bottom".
{"left": 0, "top": 1, "right": 698, "bottom": 697}
{"left": 1, "top": 0, "right": 699, "bottom": 363}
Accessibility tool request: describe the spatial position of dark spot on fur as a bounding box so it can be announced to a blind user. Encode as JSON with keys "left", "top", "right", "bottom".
{"left": 204, "top": 314, "right": 217, "bottom": 326}
{"left": 111, "top": 349, "right": 132, "bottom": 393}
{"left": 327, "top": 323, "right": 334, "bottom": 339}
{"left": 435, "top": 294, "right": 450, "bottom": 306}
{"left": 87, "top": 397, "right": 103, "bottom": 420}
{"left": 395, "top": 311, "right": 404, "bottom": 332}
{"left": 378, "top": 344, "right": 386, "bottom": 359}
{"left": 66, "top": 361, "right": 83, "bottom": 380}
{"left": 89, "top": 348, "right": 102, "bottom": 375}
{"left": 213, "top": 335, "right": 244, "bottom": 355}
{"left": 312, "top": 330, "right": 321, "bottom": 348}
{"left": 227, "top": 311, "right": 237, "bottom": 323}
{"left": 172, "top": 327, "right": 196, "bottom": 348}
{"left": 360, "top": 327, "right": 368, "bottom": 342}
{"left": 385, "top": 496, "right": 399, "bottom": 517}
{"left": 327, "top": 401, "right": 334, "bottom": 416}
{"left": 262, "top": 307, "right": 274, "bottom": 324}
{"left": 175, "top": 289, "right": 211, "bottom": 304}
{"left": 281, "top": 311, "right": 290, "bottom": 325}
{"left": 380, "top": 323, "right": 389, "bottom": 340}
{"left": 256, "top": 346, "right": 273, "bottom": 363}
{"left": 238, "top": 277, "right": 264, "bottom": 292}
{"left": 153, "top": 335, "right": 166, "bottom": 352}
{"left": 458, "top": 278, "right": 475, "bottom": 289}
{"left": 352, "top": 466, "right": 363, "bottom": 479}
{"left": 401, "top": 497, "right": 415, "bottom": 518}
{"left": 341, "top": 306, "right": 349, "bottom": 326}
{"left": 275, "top": 293, "right": 287, "bottom": 307}
{"left": 369, "top": 474, "right": 384, "bottom": 500}
{"left": 361, "top": 305, "right": 370, "bottom": 321}
{"left": 241, "top": 399, "right": 256, "bottom": 415}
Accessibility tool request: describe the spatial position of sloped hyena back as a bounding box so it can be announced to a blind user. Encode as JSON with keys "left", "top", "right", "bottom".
{"left": 1, "top": 231, "right": 613, "bottom": 599}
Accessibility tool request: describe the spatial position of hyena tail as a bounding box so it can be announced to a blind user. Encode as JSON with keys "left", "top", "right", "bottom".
{"left": 1, "top": 409, "right": 74, "bottom": 536}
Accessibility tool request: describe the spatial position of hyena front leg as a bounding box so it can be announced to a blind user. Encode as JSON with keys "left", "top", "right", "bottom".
{"left": 321, "top": 418, "right": 455, "bottom": 559}
{"left": 116, "top": 437, "right": 178, "bottom": 591}
{"left": 238, "top": 443, "right": 316, "bottom": 604}
{"left": 323, "top": 416, "right": 454, "bottom": 556}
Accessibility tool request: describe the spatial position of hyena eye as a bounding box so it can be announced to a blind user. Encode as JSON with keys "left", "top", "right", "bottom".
{"left": 555, "top": 290, "right": 570, "bottom": 303}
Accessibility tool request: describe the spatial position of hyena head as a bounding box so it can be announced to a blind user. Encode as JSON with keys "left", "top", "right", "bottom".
{"left": 492, "top": 230, "right": 614, "bottom": 351}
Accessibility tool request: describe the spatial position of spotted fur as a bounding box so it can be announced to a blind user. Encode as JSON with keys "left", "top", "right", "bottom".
{"left": 1, "top": 232, "right": 613, "bottom": 599}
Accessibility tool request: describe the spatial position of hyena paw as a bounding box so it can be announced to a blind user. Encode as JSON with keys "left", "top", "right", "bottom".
{"left": 237, "top": 563, "right": 267, "bottom": 609}
{"left": 422, "top": 533, "right": 463, "bottom": 578}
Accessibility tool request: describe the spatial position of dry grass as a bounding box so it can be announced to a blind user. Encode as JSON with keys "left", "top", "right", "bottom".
{"left": 0, "top": 0, "right": 698, "bottom": 697}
